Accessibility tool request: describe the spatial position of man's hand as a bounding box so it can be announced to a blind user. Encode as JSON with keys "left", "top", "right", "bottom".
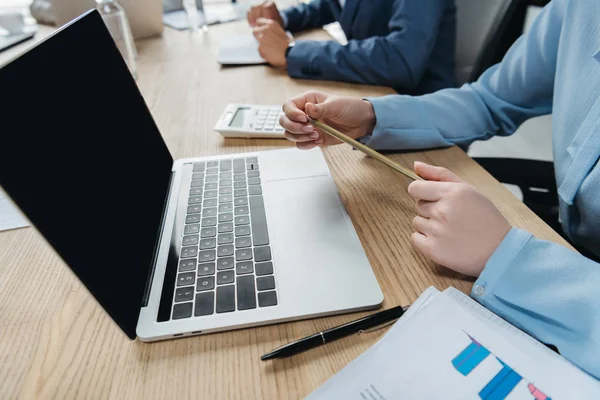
{"left": 247, "top": 1, "right": 283, "bottom": 27}
{"left": 253, "top": 18, "right": 290, "bottom": 69}
{"left": 408, "top": 162, "right": 512, "bottom": 277}
{"left": 280, "top": 91, "right": 377, "bottom": 150}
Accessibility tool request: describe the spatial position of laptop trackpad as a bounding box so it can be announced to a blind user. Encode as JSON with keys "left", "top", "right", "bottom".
{"left": 264, "top": 175, "right": 369, "bottom": 309}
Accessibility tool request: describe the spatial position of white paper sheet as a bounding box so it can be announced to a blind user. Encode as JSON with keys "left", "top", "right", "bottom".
{"left": 309, "top": 287, "right": 600, "bottom": 399}
{"left": 0, "top": 186, "right": 28, "bottom": 232}
{"left": 216, "top": 33, "right": 266, "bottom": 65}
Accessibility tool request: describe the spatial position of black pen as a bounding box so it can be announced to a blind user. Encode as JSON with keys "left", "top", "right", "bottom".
{"left": 261, "top": 306, "right": 406, "bottom": 361}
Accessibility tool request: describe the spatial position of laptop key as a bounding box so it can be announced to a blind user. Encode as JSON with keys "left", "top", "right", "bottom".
{"left": 219, "top": 187, "right": 233, "bottom": 195}
{"left": 187, "top": 205, "right": 202, "bottom": 214}
{"left": 203, "top": 207, "right": 217, "bottom": 217}
{"left": 257, "top": 276, "right": 275, "bottom": 291}
{"left": 235, "top": 226, "right": 251, "bottom": 236}
{"left": 175, "top": 287, "right": 194, "bottom": 302}
{"left": 192, "top": 172, "right": 204, "bottom": 181}
{"left": 247, "top": 171, "right": 260, "bottom": 178}
{"left": 206, "top": 167, "right": 218, "bottom": 175}
{"left": 247, "top": 163, "right": 259, "bottom": 171}
{"left": 237, "top": 275, "right": 257, "bottom": 310}
{"left": 201, "top": 217, "right": 217, "bottom": 227}
{"left": 205, "top": 182, "right": 218, "bottom": 190}
{"left": 234, "top": 197, "right": 248, "bottom": 206}
{"left": 193, "top": 162, "right": 206, "bottom": 172}
{"left": 233, "top": 158, "right": 245, "bottom": 173}
{"left": 198, "top": 250, "right": 216, "bottom": 262}
{"left": 217, "top": 271, "right": 234, "bottom": 285}
{"left": 173, "top": 302, "right": 193, "bottom": 319}
{"left": 219, "top": 195, "right": 233, "bottom": 203}
{"left": 235, "top": 237, "right": 251, "bottom": 248}
{"left": 190, "top": 180, "right": 204, "bottom": 188}
{"left": 234, "top": 189, "right": 248, "bottom": 197}
{"left": 234, "top": 206, "right": 249, "bottom": 215}
{"left": 218, "top": 212, "right": 233, "bottom": 223}
{"left": 218, "top": 233, "right": 234, "bottom": 244}
{"left": 181, "top": 246, "right": 198, "bottom": 259}
{"left": 190, "top": 187, "right": 202, "bottom": 196}
{"left": 217, "top": 256, "right": 235, "bottom": 270}
{"left": 220, "top": 171, "right": 232, "bottom": 179}
{"left": 197, "top": 262, "right": 215, "bottom": 276}
{"left": 206, "top": 175, "right": 218, "bottom": 182}
{"left": 254, "top": 246, "right": 272, "bottom": 262}
{"left": 184, "top": 224, "right": 200, "bottom": 235}
{"left": 255, "top": 262, "right": 273, "bottom": 276}
{"left": 207, "top": 161, "right": 218, "bottom": 168}
{"left": 233, "top": 173, "right": 246, "bottom": 181}
{"left": 195, "top": 291, "right": 214, "bottom": 316}
{"left": 186, "top": 214, "right": 201, "bottom": 224}
{"left": 200, "top": 227, "right": 216, "bottom": 238}
{"left": 218, "top": 203, "right": 233, "bottom": 213}
{"left": 258, "top": 291, "right": 278, "bottom": 307}
{"left": 235, "top": 216, "right": 250, "bottom": 225}
{"left": 179, "top": 259, "right": 196, "bottom": 272}
{"left": 177, "top": 272, "right": 196, "bottom": 287}
{"left": 204, "top": 198, "right": 218, "bottom": 207}
{"left": 249, "top": 195, "right": 269, "bottom": 246}
{"left": 236, "top": 261, "right": 253, "bottom": 275}
{"left": 233, "top": 181, "right": 246, "bottom": 190}
{"left": 248, "top": 177, "right": 261, "bottom": 185}
{"left": 183, "top": 235, "right": 199, "bottom": 246}
{"left": 248, "top": 186, "right": 262, "bottom": 195}
{"left": 197, "top": 276, "right": 215, "bottom": 291}
{"left": 200, "top": 238, "right": 216, "bottom": 249}
{"left": 218, "top": 222, "right": 233, "bottom": 233}
{"left": 216, "top": 285, "right": 235, "bottom": 313}
{"left": 204, "top": 190, "right": 218, "bottom": 198}
{"left": 220, "top": 160, "right": 232, "bottom": 171}
{"left": 236, "top": 248, "right": 253, "bottom": 261}
{"left": 219, "top": 179, "right": 233, "bottom": 186}
{"left": 217, "top": 245, "right": 234, "bottom": 257}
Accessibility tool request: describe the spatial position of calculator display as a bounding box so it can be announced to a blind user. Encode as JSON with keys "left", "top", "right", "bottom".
{"left": 230, "top": 107, "right": 251, "bottom": 128}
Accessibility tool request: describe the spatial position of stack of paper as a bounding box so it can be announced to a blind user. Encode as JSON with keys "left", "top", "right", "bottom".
{"left": 309, "top": 287, "right": 600, "bottom": 399}
{"left": 0, "top": 186, "right": 28, "bottom": 232}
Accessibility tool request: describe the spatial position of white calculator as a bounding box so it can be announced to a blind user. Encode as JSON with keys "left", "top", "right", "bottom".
{"left": 214, "top": 104, "right": 286, "bottom": 138}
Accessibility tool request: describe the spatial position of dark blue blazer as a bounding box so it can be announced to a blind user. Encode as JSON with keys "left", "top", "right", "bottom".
{"left": 282, "top": 0, "right": 456, "bottom": 94}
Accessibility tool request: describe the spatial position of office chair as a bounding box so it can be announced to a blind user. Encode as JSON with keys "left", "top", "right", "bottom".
{"left": 454, "top": 0, "right": 568, "bottom": 247}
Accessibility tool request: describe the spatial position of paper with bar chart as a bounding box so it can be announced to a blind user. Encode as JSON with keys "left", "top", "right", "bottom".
{"left": 308, "top": 287, "right": 600, "bottom": 399}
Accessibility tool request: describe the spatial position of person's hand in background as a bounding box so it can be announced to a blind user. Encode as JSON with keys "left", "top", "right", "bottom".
{"left": 280, "top": 91, "right": 377, "bottom": 150}
{"left": 247, "top": 1, "right": 283, "bottom": 27}
{"left": 408, "top": 162, "right": 511, "bottom": 277}
{"left": 252, "top": 18, "right": 290, "bottom": 68}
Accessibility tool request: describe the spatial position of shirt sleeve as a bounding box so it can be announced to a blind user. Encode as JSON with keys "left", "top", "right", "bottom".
{"left": 361, "top": 0, "right": 563, "bottom": 151}
{"left": 471, "top": 228, "right": 600, "bottom": 379}
{"left": 287, "top": 0, "right": 450, "bottom": 91}
{"left": 280, "top": 0, "right": 336, "bottom": 32}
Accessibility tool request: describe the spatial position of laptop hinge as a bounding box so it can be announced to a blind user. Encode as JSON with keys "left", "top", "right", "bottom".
{"left": 142, "top": 170, "right": 176, "bottom": 307}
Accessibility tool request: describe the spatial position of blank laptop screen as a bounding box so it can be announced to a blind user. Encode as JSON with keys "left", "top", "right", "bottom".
{"left": 0, "top": 11, "right": 174, "bottom": 339}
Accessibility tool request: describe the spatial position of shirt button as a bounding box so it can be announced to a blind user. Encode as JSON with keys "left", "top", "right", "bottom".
{"left": 474, "top": 285, "right": 485, "bottom": 297}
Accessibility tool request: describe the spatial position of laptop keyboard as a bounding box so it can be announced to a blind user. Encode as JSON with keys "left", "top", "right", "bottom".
{"left": 172, "top": 157, "right": 278, "bottom": 320}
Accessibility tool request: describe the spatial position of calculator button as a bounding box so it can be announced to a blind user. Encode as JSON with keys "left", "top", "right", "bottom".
{"left": 264, "top": 126, "right": 274, "bottom": 131}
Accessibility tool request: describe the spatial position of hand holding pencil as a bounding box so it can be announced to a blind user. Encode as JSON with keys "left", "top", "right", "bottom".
{"left": 280, "top": 91, "right": 421, "bottom": 180}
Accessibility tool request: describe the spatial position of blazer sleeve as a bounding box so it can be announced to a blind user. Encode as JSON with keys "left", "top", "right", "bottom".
{"left": 286, "top": 0, "right": 448, "bottom": 91}
{"left": 280, "top": 0, "right": 336, "bottom": 32}
{"left": 361, "top": 0, "right": 562, "bottom": 150}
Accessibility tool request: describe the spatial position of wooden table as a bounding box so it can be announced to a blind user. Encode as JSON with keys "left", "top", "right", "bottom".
{"left": 0, "top": 15, "right": 570, "bottom": 400}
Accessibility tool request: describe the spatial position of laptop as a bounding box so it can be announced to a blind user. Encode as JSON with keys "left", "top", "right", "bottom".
{"left": 0, "top": 11, "right": 383, "bottom": 341}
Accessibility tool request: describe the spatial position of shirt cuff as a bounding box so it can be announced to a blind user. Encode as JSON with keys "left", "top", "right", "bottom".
{"left": 471, "top": 228, "right": 533, "bottom": 303}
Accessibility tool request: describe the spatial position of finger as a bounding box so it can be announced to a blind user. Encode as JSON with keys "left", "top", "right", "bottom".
{"left": 407, "top": 181, "right": 450, "bottom": 201}
{"left": 414, "top": 161, "right": 463, "bottom": 183}
{"left": 415, "top": 200, "right": 435, "bottom": 218}
{"left": 279, "top": 115, "right": 314, "bottom": 134}
{"left": 255, "top": 17, "right": 274, "bottom": 27}
{"left": 410, "top": 232, "right": 432, "bottom": 258}
{"left": 282, "top": 98, "right": 309, "bottom": 123}
{"left": 284, "top": 130, "right": 320, "bottom": 143}
{"left": 305, "top": 101, "right": 337, "bottom": 121}
{"left": 412, "top": 216, "right": 436, "bottom": 236}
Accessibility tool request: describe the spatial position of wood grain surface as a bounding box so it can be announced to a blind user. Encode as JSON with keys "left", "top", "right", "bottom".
{"left": 0, "top": 10, "right": 569, "bottom": 400}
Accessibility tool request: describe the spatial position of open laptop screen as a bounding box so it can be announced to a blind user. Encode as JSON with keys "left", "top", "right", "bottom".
{"left": 0, "top": 11, "right": 174, "bottom": 339}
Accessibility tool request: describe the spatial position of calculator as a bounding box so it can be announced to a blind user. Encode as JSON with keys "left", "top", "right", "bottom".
{"left": 214, "top": 104, "right": 286, "bottom": 138}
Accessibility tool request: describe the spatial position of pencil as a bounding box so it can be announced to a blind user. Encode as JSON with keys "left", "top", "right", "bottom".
{"left": 307, "top": 117, "right": 423, "bottom": 181}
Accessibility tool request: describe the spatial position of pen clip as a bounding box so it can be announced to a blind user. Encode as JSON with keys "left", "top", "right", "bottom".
{"left": 357, "top": 318, "right": 398, "bottom": 335}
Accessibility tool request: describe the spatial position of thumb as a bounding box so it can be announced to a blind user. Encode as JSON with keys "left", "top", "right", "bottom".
{"left": 305, "top": 102, "right": 336, "bottom": 121}
{"left": 414, "top": 161, "right": 463, "bottom": 183}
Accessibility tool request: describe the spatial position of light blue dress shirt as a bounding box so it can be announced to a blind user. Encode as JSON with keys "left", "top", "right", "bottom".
{"left": 363, "top": 0, "right": 600, "bottom": 379}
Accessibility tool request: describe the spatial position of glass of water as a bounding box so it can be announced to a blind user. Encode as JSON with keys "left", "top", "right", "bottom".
{"left": 95, "top": 0, "right": 137, "bottom": 78}
{"left": 183, "top": 0, "right": 208, "bottom": 33}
